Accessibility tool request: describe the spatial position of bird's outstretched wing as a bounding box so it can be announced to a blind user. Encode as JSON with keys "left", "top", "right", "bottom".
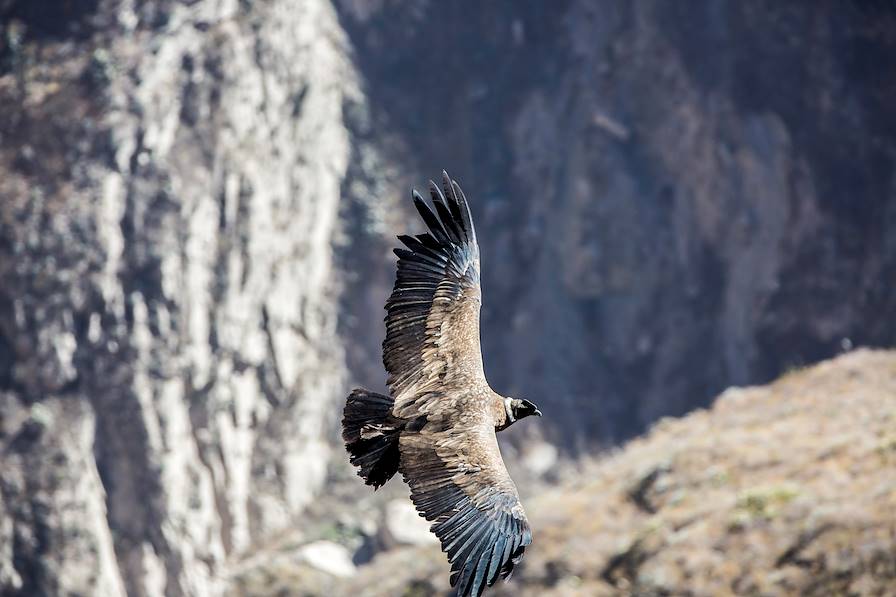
{"left": 386, "top": 172, "right": 531, "bottom": 596}
{"left": 400, "top": 419, "right": 532, "bottom": 597}
{"left": 383, "top": 171, "right": 485, "bottom": 418}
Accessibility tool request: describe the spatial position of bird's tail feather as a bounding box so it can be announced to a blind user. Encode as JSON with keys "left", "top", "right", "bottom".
{"left": 342, "top": 388, "right": 401, "bottom": 489}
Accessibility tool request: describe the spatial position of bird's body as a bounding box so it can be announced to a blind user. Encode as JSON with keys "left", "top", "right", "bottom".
{"left": 342, "top": 172, "right": 541, "bottom": 597}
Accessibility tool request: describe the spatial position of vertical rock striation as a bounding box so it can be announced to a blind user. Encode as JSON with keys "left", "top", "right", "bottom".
{"left": 0, "top": 0, "right": 364, "bottom": 594}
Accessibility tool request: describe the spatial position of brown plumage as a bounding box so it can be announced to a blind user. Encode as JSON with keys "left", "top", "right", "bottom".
{"left": 342, "top": 172, "right": 542, "bottom": 597}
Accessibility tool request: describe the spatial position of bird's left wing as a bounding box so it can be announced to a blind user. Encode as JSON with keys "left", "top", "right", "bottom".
{"left": 383, "top": 172, "right": 486, "bottom": 418}
{"left": 400, "top": 417, "right": 532, "bottom": 597}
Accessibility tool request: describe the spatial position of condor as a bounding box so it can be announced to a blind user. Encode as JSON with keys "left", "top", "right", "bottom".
{"left": 343, "top": 172, "right": 541, "bottom": 597}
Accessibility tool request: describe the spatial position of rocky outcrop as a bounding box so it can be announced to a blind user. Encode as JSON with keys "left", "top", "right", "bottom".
{"left": 0, "top": 0, "right": 368, "bottom": 594}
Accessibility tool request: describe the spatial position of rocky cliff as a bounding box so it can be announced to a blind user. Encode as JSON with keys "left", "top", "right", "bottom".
{"left": 1, "top": 0, "right": 369, "bottom": 595}
{"left": 336, "top": 1, "right": 896, "bottom": 444}
{"left": 1, "top": 1, "right": 894, "bottom": 596}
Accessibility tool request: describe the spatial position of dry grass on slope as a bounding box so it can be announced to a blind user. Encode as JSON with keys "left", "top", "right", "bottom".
{"left": 233, "top": 349, "right": 896, "bottom": 596}
{"left": 513, "top": 348, "right": 896, "bottom": 596}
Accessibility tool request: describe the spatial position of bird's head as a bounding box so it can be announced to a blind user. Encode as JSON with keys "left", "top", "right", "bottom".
{"left": 501, "top": 397, "right": 542, "bottom": 429}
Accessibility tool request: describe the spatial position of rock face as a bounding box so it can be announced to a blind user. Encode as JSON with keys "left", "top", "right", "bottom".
{"left": 0, "top": 0, "right": 366, "bottom": 595}
{"left": 336, "top": 1, "right": 896, "bottom": 442}
{"left": 1, "top": 1, "right": 895, "bottom": 596}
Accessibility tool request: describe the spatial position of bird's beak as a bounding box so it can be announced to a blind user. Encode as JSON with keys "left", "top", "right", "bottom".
{"left": 534, "top": 408, "right": 543, "bottom": 417}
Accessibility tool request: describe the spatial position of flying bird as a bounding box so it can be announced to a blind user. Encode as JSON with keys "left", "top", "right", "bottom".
{"left": 342, "top": 171, "right": 542, "bottom": 597}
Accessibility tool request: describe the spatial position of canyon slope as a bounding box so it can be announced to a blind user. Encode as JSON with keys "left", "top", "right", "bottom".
{"left": 232, "top": 349, "right": 896, "bottom": 596}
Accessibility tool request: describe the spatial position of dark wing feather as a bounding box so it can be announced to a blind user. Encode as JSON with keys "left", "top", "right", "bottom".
{"left": 383, "top": 172, "right": 484, "bottom": 417}
{"left": 400, "top": 421, "right": 532, "bottom": 597}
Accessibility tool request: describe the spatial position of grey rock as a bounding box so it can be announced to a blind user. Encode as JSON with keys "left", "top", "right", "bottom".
{"left": 381, "top": 500, "right": 438, "bottom": 548}
{"left": 296, "top": 541, "right": 357, "bottom": 578}
{"left": 0, "top": 0, "right": 371, "bottom": 594}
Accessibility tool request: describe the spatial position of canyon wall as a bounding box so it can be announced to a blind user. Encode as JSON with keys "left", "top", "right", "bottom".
{"left": 336, "top": 0, "right": 896, "bottom": 442}
{"left": 0, "top": 0, "right": 370, "bottom": 594}
{"left": 0, "top": 1, "right": 894, "bottom": 594}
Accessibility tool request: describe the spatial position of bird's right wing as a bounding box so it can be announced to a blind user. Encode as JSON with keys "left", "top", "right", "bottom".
{"left": 382, "top": 172, "right": 487, "bottom": 419}
{"left": 400, "top": 417, "right": 532, "bottom": 597}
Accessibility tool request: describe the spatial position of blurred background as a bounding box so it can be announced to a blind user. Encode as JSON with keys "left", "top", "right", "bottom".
{"left": 1, "top": 1, "right": 894, "bottom": 595}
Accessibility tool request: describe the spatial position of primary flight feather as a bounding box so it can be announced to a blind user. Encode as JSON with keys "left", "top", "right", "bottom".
{"left": 342, "top": 171, "right": 542, "bottom": 597}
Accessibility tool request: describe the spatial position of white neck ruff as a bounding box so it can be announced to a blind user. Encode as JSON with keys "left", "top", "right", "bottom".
{"left": 503, "top": 397, "right": 516, "bottom": 423}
